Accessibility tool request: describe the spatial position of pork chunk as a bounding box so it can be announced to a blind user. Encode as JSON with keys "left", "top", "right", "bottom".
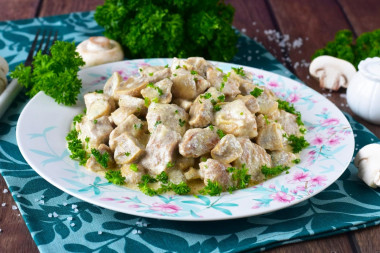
{"left": 271, "top": 151, "right": 297, "bottom": 167}
{"left": 276, "top": 110, "right": 300, "bottom": 136}
{"left": 199, "top": 159, "right": 233, "bottom": 190}
{"left": 84, "top": 92, "right": 115, "bottom": 120}
{"left": 171, "top": 68, "right": 210, "bottom": 100}
{"left": 86, "top": 144, "right": 114, "bottom": 172}
{"left": 140, "top": 125, "right": 182, "bottom": 175}
{"left": 189, "top": 87, "right": 224, "bottom": 127}
{"left": 232, "top": 138, "right": 272, "bottom": 182}
{"left": 206, "top": 68, "right": 240, "bottom": 98}
{"left": 103, "top": 72, "right": 122, "bottom": 98}
{"left": 172, "top": 98, "right": 193, "bottom": 112}
{"left": 146, "top": 103, "right": 188, "bottom": 136}
{"left": 235, "top": 95, "right": 260, "bottom": 114}
{"left": 185, "top": 57, "right": 214, "bottom": 78}
{"left": 109, "top": 114, "right": 149, "bottom": 149}
{"left": 114, "top": 76, "right": 147, "bottom": 99}
{"left": 211, "top": 134, "right": 243, "bottom": 163}
{"left": 256, "top": 122, "right": 286, "bottom": 151}
{"left": 213, "top": 100, "right": 257, "bottom": 138}
{"left": 256, "top": 88, "right": 278, "bottom": 115}
{"left": 113, "top": 133, "right": 144, "bottom": 165}
{"left": 141, "top": 78, "right": 173, "bottom": 104}
{"left": 120, "top": 164, "right": 145, "bottom": 184}
{"left": 139, "top": 65, "right": 171, "bottom": 83}
{"left": 179, "top": 128, "right": 220, "bottom": 158}
{"left": 77, "top": 116, "right": 113, "bottom": 150}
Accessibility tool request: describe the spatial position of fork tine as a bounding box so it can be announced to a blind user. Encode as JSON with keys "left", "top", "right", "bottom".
{"left": 36, "top": 30, "right": 47, "bottom": 53}
{"left": 25, "top": 29, "right": 40, "bottom": 66}
{"left": 42, "top": 30, "right": 53, "bottom": 55}
{"left": 48, "top": 31, "right": 59, "bottom": 56}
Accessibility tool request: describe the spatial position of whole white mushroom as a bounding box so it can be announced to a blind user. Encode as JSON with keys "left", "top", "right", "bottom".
{"left": 76, "top": 36, "right": 124, "bottom": 68}
{"left": 309, "top": 55, "right": 356, "bottom": 91}
{"left": 0, "top": 56, "right": 9, "bottom": 94}
{"left": 354, "top": 143, "right": 380, "bottom": 188}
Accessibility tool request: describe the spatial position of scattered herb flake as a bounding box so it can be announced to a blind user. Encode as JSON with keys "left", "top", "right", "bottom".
{"left": 130, "top": 163, "right": 139, "bottom": 172}
{"left": 250, "top": 87, "right": 263, "bottom": 98}
{"left": 105, "top": 170, "right": 125, "bottom": 185}
{"left": 91, "top": 148, "right": 109, "bottom": 168}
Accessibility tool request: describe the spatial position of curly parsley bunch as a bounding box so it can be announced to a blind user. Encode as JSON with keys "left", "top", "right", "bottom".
{"left": 94, "top": 0, "right": 238, "bottom": 61}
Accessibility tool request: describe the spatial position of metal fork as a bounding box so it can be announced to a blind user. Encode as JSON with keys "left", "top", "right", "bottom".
{"left": 0, "top": 30, "right": 58, "bottom": 118}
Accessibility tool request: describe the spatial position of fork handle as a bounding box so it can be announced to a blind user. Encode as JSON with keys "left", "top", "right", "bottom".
{"left": 0, "top": 79, "right": 23, "bottom": 119}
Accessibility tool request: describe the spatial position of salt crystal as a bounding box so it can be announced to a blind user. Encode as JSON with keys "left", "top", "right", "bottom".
{"left": 0, "top": 228, "right": 2, "bottom": 233}
{"left": 39, "top": 200, "right": 44, "bottom": 205}
{"left": 35, "top": 199, "right": 39, "bottom": 202}
{"left": 293, "top": 62, "right": 299, "bottom": 69}
{"left": 71, "top": 204, "right": 77, "bottom": 209}
{"left": 306, "top": 75, "right": 310, "bottom": 79}
{"left": 247, "top": 56, "right": 252, "bottom": 61}
{"left": 41, "top": 195, "right": 45, "bottom": 199}
{"left": 341, "top": 103, "right": 344, "bottom": 107}
{"left": 292, "top": 38, "right": 303, "bottom": 49}
{"left": 2, "top": 189, "right": 8, "bottom": 194}
{"left": 98, "top": 231, "right": 103, "bottom": 235}
{"left": 255, "top": 50, "right": 259, "bottom": 54}
{"left": 1, "top": 203, "right": 5, "bottom": 207}
{"left": 339, "top": 93, "right": 347, "bottom": 98}
{"left": 48, "top": 213, "right": 53, "bottom": 218}
{"left": 241, "top": 28, "right": 247, "bottom": 33}
{"left": 17, "top": 214, "right": 20, "bottom": 217}
{"left": 67, "top": 217, "right": 73, "bottom": 221}
{"left": 12, "top": 205, "right": 17, "bottom": 210}
{"left": 256, "top": 29, "right": 259, "bottom": 33}
{"left": 17, "top": 195, "right": 21, "bottom": 198}
{"left": 53, "top": 212, "right": 59, "bottom": 218}
{"left": 137, "top": 230, "right": 142, "bottom": 234}
{"left": 132, "top": 229, "right": 137, "bottom": 234}
{"left": 143, "top": 223, "right": 148, "bottom": 227}
{"left": 74, "top": 208, "right": 79, "bottom": 213}
{"left": 70, "top": 223, "right": 75, "bottom": 227}
{"left": 252, "top": 21, "right": 257, "bottom": 26}
{"left": 63, "top": 202, "right": 67, "bottom": 206}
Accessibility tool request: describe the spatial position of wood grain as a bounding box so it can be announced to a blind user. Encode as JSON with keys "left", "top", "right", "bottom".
{"left": 39, "top": 0, "right": 104, "bottom": 17}
{"left": 0, "top": 176, "right": 39, "bottom": 253}
{"left": 0, "top": 0, "right": 40, "bottom": 21}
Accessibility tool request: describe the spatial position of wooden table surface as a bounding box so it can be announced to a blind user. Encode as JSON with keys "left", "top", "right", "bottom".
{"left": 1, "top": 0, "right": 379, "bottom": 252}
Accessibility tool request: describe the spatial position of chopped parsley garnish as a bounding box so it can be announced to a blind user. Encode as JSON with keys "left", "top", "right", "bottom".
{"left": 190, "top": 70, "right": 198, "bottom": 75}
{"left": 179, "top": 119, "right": 186, "bottom": 127}
{"left": 208, "top": 124, "right": 214, "bottom": 130}
{"left": 263, "top": 115, "right": 270, "bottom": 125}
{"left": 91, "top": 148, "right": 109, "bottom": 168}
{"left": 219, "top": 82, "right": 225, "bottom": 91}
{"left": 217, "top": 94, "right": 225, "bottom": 102}
{"left": 147, "top": 82, "right": 163, "bottom": 96}
{"left": 139, "top": 68, "right": 143, "bottom": 72}
{"left": 227, "top": 164, "right": 251, "bottom": 189}
{"left": 216, "top": 129, "right": 226, "bottom": 139}
{"left": 293, "top": 158, "right": 301, "bottom": 164}
{"left": 250, "top": 87, "right": 263, "bottom": 98}
{"left": 133, "top": 123, "right": 143, "bottom": 130}
{"left": 199, "top": 179, "right": 222, "bottom": 196}
{"left": 261, "top": 165, "right": 290, "bottom": 178}
{"left": 154, "top": 120, "right": 162, "bottom": 127}
{"left": 200, "top": 92, "right": 212, "bottom": 99}
{"left": 216, "top": 67, "right": 223, "bottom": 72}
{"left": 164, "top": 64, "right": 169, "bottom": 68}
{"left": 171, "top": 182, "right": 191, "bottom": 195}
{"left": 287, "top": 134, "right": 309, "bottom": 153}
{"left": 299, "top": 127, "right": 307, "bottom": 134}
{"left": 173, "top": 73, "right": 177, "bottom": 77}
{"left": 166, "top": 161, "right": 175, "bottom": 168}
{"left": 156, "top": 171, "right": 169, "bottom": 184}
{"left": 176, "top": 65, "right": 180, "bottom": 69}
{"left": 94, "top": 89, "right": 103, "bottom": 93}
{"left": 138, "top": 172, "right": 190, "bottom": 196}
{"left": 232, "top": 67, "right": 245, "bottom": 77}
{"left": 93, "top": 119, "right": 98, "bottom": 124}
{"left": 130, "top": 163, "right": 139, "bottom": 172}
{"left": 125, "top": 152, "right": 130, "bottom": 157}
{"left": 73, "top": 114, "right": 83, "bottom": 126}
{"left": 148, "top": 72, "right": 153, "bottom": 76}
{"left": 105, "top": 170, "right": 125, "bottom": 185}
{"left": 152, "top": 97, "right": 159, "bottom": 103}
{"left": 175, "top": 110, "right": 179, "bottom": 114}
{"left": 144, "top": 97, "right": 151, "bottom": 107}
{"left": 66, "top": 129, "right": 88, "bottom": 165}
{"left": 200, "top": 157, "right": 208, "bottom": 162}
{"left": 213, "top": 104, "right": 221, "bottom": 111}
{"left": 240, "top": 112, "right": 243, "bottom": 115}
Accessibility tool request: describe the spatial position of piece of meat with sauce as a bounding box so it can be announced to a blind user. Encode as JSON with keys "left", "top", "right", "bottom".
{"left": 141, "top": 78, "right": 173, "bottom": 104}
{"left": 103, "top": 72, "right": 122, "bottom": 99}
{"left": 77, "top": 116, "right": 114, "bottom": 150}
{"left": 172, "top": 98, "right": 193, "bottom": 112}
{"left": 213, "top": 99, "right": 257, "bottom": 138}
{"left": 211, "top": 134, "right": 243, "bottom": 164}
{"left": 256, "top": 87, "right": 279, "bottom": 115}
{"left": 84, "top": 92, "right": 116, "bottom": 120}
{"left": 109, "top": 114, "right": 149, "bottom": 149}
{"left": 206, "top": 68, "right": 241, "bottom": 98}
{"left": 185, "top": 57, "right": 214, "bottom": 78}
{"left": 146, "top": 103, "right": 188, "bottom": 136}
{"left": 235, "top": 94, "right": 260, "bottom": 114}
{"left": 120, "top": 163, "right": 145, "bottom": 184}
{"left": 256, "top": 122, "right": 286, "bottom": 151}
{"left": 179, "top": 128, "right": 220, "bottom": 158}
{"left": 86, "top": 144, "right": 115, "bottom": 172}
{"left": 199, "top": 159, "right": 233, "bottom": 190}
{"left": 113, "top": 133, "right": 145, "bottom": 165}
{"left": 276, "top": 110, "right": 300, "bottom": 136}
{"left": 189, "top": 87, "right": 224, "bottom": 127}
{"left": 233, "top": 138, "right": 272, "bottom": 182}
{"left": 170, "top": 68, "right": 210, "bottom": 100}
{"left": 140, "top": 125, "right": 182, "bottom": 175}
{"left": 271, "top": 151, "right": 297, "bottom": 167}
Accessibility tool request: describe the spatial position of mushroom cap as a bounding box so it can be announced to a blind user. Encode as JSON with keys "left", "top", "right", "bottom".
{"left": 309, "top": 55, "right": 356, "bottom": 91}
{"left": 354, "top": 143, "right": 380, "bottom": 167}
{"left": 76, "top": 36, "right": 124, "bottom": 68}
{"left": 354, "top": 143, "right": 380, "bottom": 188}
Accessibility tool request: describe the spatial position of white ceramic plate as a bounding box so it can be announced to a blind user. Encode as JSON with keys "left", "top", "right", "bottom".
{"left": 16, "top": 59, "right": 355, "bottom": 221}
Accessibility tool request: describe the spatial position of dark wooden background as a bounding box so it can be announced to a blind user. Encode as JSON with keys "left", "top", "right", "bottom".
{"left": 0, "top": 0, "right": 380, "bottom": 252}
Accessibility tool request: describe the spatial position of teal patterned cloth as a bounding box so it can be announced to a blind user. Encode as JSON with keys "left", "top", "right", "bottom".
{"left": 1, "top": 11, "right": 380, "bottom": 253}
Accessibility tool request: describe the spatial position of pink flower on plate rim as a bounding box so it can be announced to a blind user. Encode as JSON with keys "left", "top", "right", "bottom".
{"left": 271, "top": 191, "right": 295, "bottom": 203}
{"left": 288, "top": 171, "right": 310, "bottom": 183}
{"left": 311, "top": 135, "right": 324, "bottom": 146}
{"left": 310, "top": 175, "right": 327, "bottom": 186}
{"left": 288, "top": 93, "right": 300, "bottom": 103}
{"left": 267, "top": 80, "right": 279, "bottom": 88}
{"left": 321, "top": 118, "right": 340, "bottom": 127}
{"left": 150, "top": 203, "right": 181, "bottom": 214}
